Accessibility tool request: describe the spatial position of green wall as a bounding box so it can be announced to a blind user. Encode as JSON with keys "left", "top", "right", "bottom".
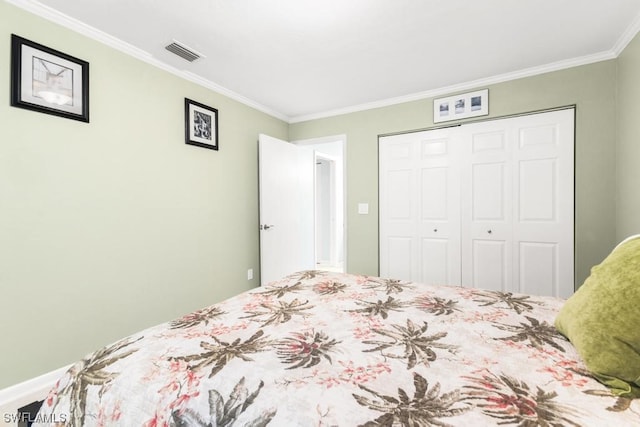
{"left": 290, "top": 61, "right": 619, "bottom": 290}
{"left": 617, "top": 32, "right": 640, "bottom": 240}
{"left": 0, "top": 2, "right": 287, "bottom": 388}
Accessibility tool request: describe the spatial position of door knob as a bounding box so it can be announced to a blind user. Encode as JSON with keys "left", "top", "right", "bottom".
{"left": 433, "top": 228, "right": 438, "bottom": 232}
{"left": 260, "top": 224, "right": 275, "bottom": 230}
{"left": 487, "top": 229, "right": 492, "bottom": 234}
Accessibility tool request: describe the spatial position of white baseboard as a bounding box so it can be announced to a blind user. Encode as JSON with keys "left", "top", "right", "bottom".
{"left": 0, "top": 366, "right": 70, "bottom": 426}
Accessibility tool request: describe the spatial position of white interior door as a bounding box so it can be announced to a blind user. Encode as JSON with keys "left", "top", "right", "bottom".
{"left": 258, "top": 134, "right": 314, "bottom": 285}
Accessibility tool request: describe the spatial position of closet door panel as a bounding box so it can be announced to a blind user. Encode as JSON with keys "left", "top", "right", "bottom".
{"left": 387, "top": 169, "right": 413, "bottom": 220}
{"left": 419, "top": 166, "right": 455, "bottom": 284}
{"left": 387, "top": 237, "right": 414, "bottom": 280}
{"left": 512, "top": 109, "right": 574, "bottom": 298}
{"left": 519, "top": 158, "right": 557, "bottom": 221}
{"left": 420, "top": 238, "right": 450, "bottom": 285}
{"left": 472, "top": 162, "right": 506, "bottom": 221}
{"left": 462, "top": 126, "right": 513, "bottom": 291}
{"left": 418, "top": 131, "right": 461, "bottom": 284}
{"left": 421, "top": 166, "right": 448, "bottom": 220}
{"left": 380, "top": 130, "right": 461, "bottom": 283}
{"left": 472, "top": 239, "right": 508, "bottom": 291}
{"left": 379, "top": 137, "right": 418, "bottom": 280}
{"left": 519, "top": 242, "right": 558, "bottom": 297}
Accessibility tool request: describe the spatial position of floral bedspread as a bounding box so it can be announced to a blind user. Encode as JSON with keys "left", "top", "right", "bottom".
{"left": 36, "top": 271, "right": 639, "bottom": 426}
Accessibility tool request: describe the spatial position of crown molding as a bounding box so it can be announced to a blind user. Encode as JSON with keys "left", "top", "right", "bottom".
{"left": 6, "top": 0, "right": 154, "bottom": 60}
{"left": 179, "top": 71, "right": 288, "bottom": 122}
{"left": 612, "top": 9, "right": 640, "bottom": 56}
{"left": 6, "top": 0, "right": 290, "bottom": 123}
{"left": 290, "top": 17, "right": 640, "bottom": 123}
{"left": 288, "top": 50, "right": 617, "bottom": 124}
{"left": 8, "top": 0, "right": 640, "bottom": 125}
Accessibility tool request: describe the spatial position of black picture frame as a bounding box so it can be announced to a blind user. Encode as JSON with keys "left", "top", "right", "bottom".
{"left": 10, "top": 34, "right": 90, "bottom": 123}
{"left": 185, "top": 98, "right": 218, "bottom": 150}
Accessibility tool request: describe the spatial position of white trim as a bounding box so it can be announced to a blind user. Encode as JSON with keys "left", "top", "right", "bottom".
{"left": 292, "top": 135, "right": 348, "bottom": 274}
{"left": 5, "top": 0, "right": 289, "bottom": 123}
{"left": 6, "top": 0, "right": 640, "bottom": 125}
{"left": 5, "top": 0, "right": 153, "bottom": 60}
{"left": 179, "top": 71, "right": 287, "bottom": 121}
{"left": 0, "top": 365, "right": 70, "bottom": 427}
{"left": 292, "top": 134, "right": 347, "bottom": 146}
{"left": 288, "top": 51, "right": 616, "bottom": 123}
{"left": 612, "top": 9, "right": 640, "bottom": 56}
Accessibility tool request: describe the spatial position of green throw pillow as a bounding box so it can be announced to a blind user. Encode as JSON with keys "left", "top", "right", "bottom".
{"left": 555, "top": 237, "right": 640, "bottom": 398}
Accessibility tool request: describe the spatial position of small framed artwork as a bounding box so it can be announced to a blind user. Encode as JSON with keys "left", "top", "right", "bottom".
{"left": 185, "top": 98, "right": 218, "bottom": 150}
{"left": 433, "top": 89, "right": 488, "bottom": 123}
{"left": 10, "top": 34, "right": 90, "bottom": 122}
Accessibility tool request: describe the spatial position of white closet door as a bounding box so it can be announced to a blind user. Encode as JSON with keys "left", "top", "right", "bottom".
{"left": 379, "top": 134, "right": 416, "bottom": 280}
{"left": 460, "top": 126, "right": 513, "bottom": 292}
{"left": 380, "top": 108, "right": 574, "bottom": 298}
{"left": 513, "top": 110, "right": 574, "bottom": 298}
{"left": 379, "top": 129, "right": 461, "bottom": 284}
{"left": 460, "top": 109, "right": 574, "bottom": 297}
{"left": 417, "top": 130, "right": 462, "bottom": 285}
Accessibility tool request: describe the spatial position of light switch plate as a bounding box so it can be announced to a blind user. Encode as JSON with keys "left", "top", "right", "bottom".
{"left": 358, "top": 203, "right": 369, "bottom": 215}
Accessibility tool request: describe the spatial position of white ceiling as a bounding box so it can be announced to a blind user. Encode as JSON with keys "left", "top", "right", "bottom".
{"left": 12, "top": 0, "right": 640, "bottom": 122}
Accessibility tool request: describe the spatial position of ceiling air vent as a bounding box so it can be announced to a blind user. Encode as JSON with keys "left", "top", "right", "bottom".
{"left": 165, "top": 40, "right": 204, "bottom": 62}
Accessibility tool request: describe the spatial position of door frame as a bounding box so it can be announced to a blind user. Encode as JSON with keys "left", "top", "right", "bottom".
{"left": 292, "top": 134, "right": 347, "bottom": 272}
{"left": 314, "top": 152, "right": 338, "bottom": 266}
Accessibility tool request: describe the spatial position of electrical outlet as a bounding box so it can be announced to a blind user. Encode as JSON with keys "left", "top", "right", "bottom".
{"left": 247, "top": 268, "right": 254, "bottom": 280}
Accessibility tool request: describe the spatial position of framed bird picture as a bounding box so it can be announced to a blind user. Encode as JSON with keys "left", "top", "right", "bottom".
{"left": 10, "top": 34, "right": 90, "bottom": 122}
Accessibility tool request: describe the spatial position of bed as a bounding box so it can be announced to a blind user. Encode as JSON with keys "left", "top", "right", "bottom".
{"left": 34, "top": 265, "right": 639, "bottom": 426}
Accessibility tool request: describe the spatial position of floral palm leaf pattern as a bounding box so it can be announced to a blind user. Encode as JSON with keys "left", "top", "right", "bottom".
{"left": 258, "top": 281, "right": 304, "bottom": 298}
{"left": 363, "top": 319, "right": 457, "bottom": 369}
{"left": 348, "top": 296, "right": 409, "bottom": 319}
{"left": 240, "top": 298, "right": 314, "bottom": 326}
{"left": 464, "top": 371, "right": 581, "bottom": 426}
{"left": 364, "top": 278, "right": 413, "bottom": 295}
{"left": 313, "top": 280, "right": 347, "bottom": 295}
{"left": 493, "top": 316, "right": 566, "bottom": 352}
{"left": 414, "top": 295, "right": 459, "bottom": 316}
{"left": 171, "top": 377, "right": 276, "bottom": 427}
{"left": 353, "top": 372, "right": 468, "bottom": 426}
{"left": 51, "top": 336, "right": 142, "bottom": 426}
{"left": 473, "top": 291, "right": 542, "bottom": 314}
{"left": 285, "top": 270, "right": 327, "bottom": 281}
{"left": 583, "top": 390, "right": 636, "bottom": 413}
{"left": 275, "top": 330, "right": 341, "bottom": 369}
{"left": 169, "top": 306, "right": 226, "bottom": 329}
{"left": 35, "top": 271, "right": 640, "bottom": 425}
{"left": 171, "top": 330, "right": 272, "bottom": 378}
